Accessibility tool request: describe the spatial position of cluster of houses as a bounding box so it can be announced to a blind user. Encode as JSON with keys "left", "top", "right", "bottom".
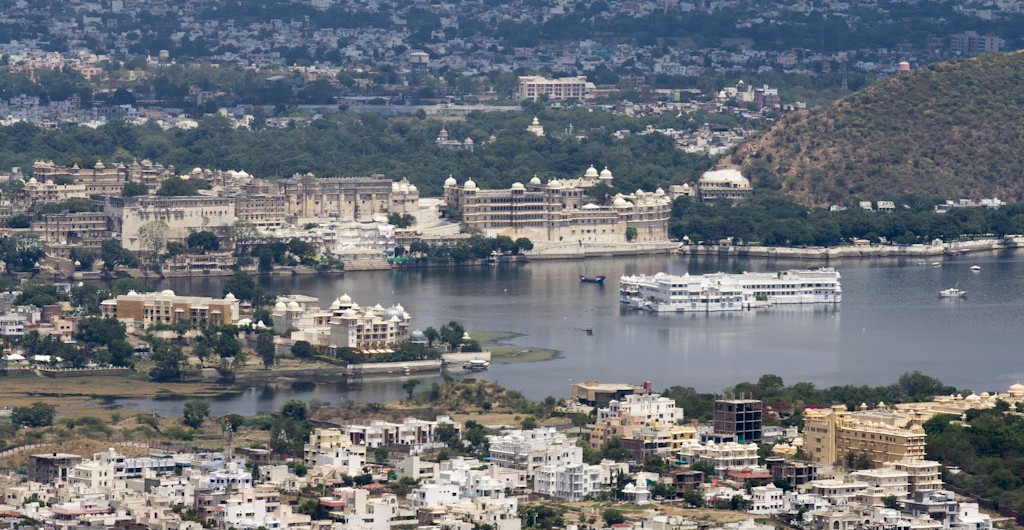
{"left": 2, "top": 378, "right": 1015, "bottom": 530}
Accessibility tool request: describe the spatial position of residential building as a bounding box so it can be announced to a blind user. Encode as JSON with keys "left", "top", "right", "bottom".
{"left": 884, "top": 459, "right": 943, "bottom": 494}
{"left": 28, "top": 453, "right": 83, "bottom": 484}
{"left": 765, "top": 457, "right": 818, "bottom": 487}
{"left": 713, "top": 398, "right": 763, "bottom": 444}
{"left": 31, "top": 212, "right": 114, "bottom": 257}
{"left": 950, "top": 31, "right": 1003, "bottom": 56}
{"left": 678, "top": 440, "right": 760, "bottom": 473}
{"left": 100, "top": 290, "right": 240, "bottom": 330}
{"left": 487, "top": 428, "right": 582, "bottom": 482}
{"left": 515, "top": 75, "right": 594, "bottom": 101}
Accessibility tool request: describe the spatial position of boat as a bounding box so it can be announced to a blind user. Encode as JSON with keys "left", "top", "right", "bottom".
{"left": 620, "top": 268, "right": 842, "bottom": 313}
{"left": 463, "top": 359, "right": 490, "bottom": 372}
{"left": 970, "top": 265, "right": 981, "bottom": 272}
{"left": 931, "top": 262, "right": 941, "bottom": 268}
{"left": 579, "top": 275, "right": 605, "bottom": 284}
{"left": 939, "top": 287, "right": 967, "bottom": 298}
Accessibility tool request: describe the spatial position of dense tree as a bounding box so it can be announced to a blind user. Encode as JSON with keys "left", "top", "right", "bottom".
{"left": 257, "top": 331, "right": 276, "bottom": 369}
{"left": 291, "top": 340, "right": 315, "bottom": 360}
{"left": 122, "top": 181, "right": 149, "bottom": 197}
{"left": 182, "top": 400, "right": 210, "bottom": 429}
{"left": 11, "top": 402, "right": 57, "bottom": 427}
{"left": 186, "top": 231, "right": 220, "bottom": 253}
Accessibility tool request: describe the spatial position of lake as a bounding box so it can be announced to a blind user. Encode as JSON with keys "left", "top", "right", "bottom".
{"left": 116, "top": 250, "right": 1024, "bottom": 416}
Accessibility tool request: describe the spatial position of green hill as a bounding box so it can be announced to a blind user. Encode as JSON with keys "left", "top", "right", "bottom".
{"left": 735, "top": 52, "right": 1024, "bottom": 205}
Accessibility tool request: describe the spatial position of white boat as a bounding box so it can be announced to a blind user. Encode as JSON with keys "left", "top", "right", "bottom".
{"left": 463, "top": 359, "right": 490, "bottom": 371}
{"left": 931, "top": 262, "right": 941, "bottom": 268}
{"left": 970, "top": 265, "right": 981, "bottom": 271}
{"left": 939, "top": 287, "right": 967, "bottom": 298}
{"left": 619, "top": 268, "right": 842, "bottom": 313}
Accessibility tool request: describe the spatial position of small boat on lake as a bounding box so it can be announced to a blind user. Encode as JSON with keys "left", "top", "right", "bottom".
{"left": 970, "top": 265, "right": 981, "bottom": 272}
{"left": 579, "top": 275, "right": 605, "bottom": 284}
{"left": 463, "top": 359, "right": 490, "bottom": 372}
{"left": 939, "top": 287, "right": 967, "bottom": 298}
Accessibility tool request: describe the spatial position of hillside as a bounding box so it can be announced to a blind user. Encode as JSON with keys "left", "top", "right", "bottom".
{"left": 735, "top": 52, "right": 1024, "bottom": 205}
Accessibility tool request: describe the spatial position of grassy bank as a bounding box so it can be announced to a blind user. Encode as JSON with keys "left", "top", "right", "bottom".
{"left": 471, "top": 331, "right": 561, "bottom": 364}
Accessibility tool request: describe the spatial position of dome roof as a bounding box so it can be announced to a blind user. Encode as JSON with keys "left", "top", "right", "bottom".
{"left": 464, "top": 137, "right": 474, "bottom": 144}
{"left": 444, "top": 176, "right": 457, "bottom": 187}
{"left": 599, "top": 166, "right": 613, "bottom": 180}
{"left": 224, "top": 292, "right": 236, "bottom": 301}
{"left": 531, "top": 116, "right": 540, "bottom": 125}
{"left": 635, "top": 189, "right": 645, "bottom": 197}
{"left": 275, "top": 301, "right": 287, "bottom": 311}
{"left": 548, "top": 179, "right": 563, "bottom": 189}
{"left": 1010, "top": 382, "right": 1024, "bottom": 396}
{"left": 329, "top": 298, "right": 341, "bottom": 310}
{"left": 287, "top": 301, "right": 300, "bottom": 310}
{"left": 339, "top": 293, "right": 352, "bottom": 304}
{"left": 511, "top": 182, "right": 525, "bottom": 190}
{"left": 411, "top": 329, "right": 426, "bottom": 341}
{"left": 408, "top": 184, "right": 417, "bottom": 192}
{"left": 584, "top": 165, "right": 599, "bottom": 178}
{"left": 161, "top": 289, "right": 176, "bottom": 296}
{"left": 965, "top": 393, "right": 981, "bottom": 402}
{"left": 373, "top": 303, "right": 385, "bottom": 311}
{"left": 383, "top": 307, "right": 405, "bottom": 321}
{"left": 613, "top": 197, "right": 629, "bottom": 207}
{"left": 655, "top": 187, "right": 665, "bottom": 196}
{"left": 464, "top": 179, "right": 477, "bottom": 191}
{"left": 28, "top": 176, "right": 37, "bottom": 184}
{"left": 530, "top": 176, "right": 541, "bottom": 185}
{"left": 395, "top": 303, "right": 405, "bottom": 312}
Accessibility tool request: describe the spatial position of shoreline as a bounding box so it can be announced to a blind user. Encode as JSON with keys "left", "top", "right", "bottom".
{"left": 473, "top": 331, "right": 562, "bottom": 364}
{"left": 679, "top": 237, "right": 1022, "bottom": 260}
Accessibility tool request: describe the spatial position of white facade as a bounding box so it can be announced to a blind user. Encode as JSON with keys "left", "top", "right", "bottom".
{"left": 621, "top": 269, "right": 842, "bottom": 312}
{"left": 749, "top": 484, "right": 785, "bottom": 514}
{"left": 533, "top": 462, "right": 604, "bottom": 502}
{"left": 487, "top": 428, "right": 582, "bottom": 481}
{"left": 597, "top": 393, "right": 684, "bottom": 424}
{"left": 678, "top": 440, "right": 760, "bottom": 471}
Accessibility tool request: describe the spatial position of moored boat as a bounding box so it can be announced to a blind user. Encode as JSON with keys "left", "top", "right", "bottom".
{"left": 579, "top": 275, "right": 605, "bottom": 284}
{"left": 463, "top": 359, "right": 490, "bottom": 371}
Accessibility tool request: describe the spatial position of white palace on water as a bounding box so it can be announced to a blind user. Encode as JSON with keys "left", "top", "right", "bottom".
{"left": 619, "top": 268, "right": 842, "bottom": 312}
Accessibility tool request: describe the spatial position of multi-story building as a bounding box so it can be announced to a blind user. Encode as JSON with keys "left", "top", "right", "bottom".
{"left": 765, "top": 457, "right": 818, "bottom": 487}
{"left": 31, "top": 212, "right": 113, "bottom": 256}
{"left": 883, "top": 458, "right": 942, "bottom": 494}
{"left": 103, "top": 195, "right": 236, "bottom": 252}
{"left": 803, "top": 405, "right": 927, "bottom": 468}
{"left": 268, "top": 172, "right": 418, "bottom": 222}
{"left": 443, "top": 166, "right": 671, "bottom": 243}
{"left": 516, "top": 75, "right": 594, "bottom": 101}
{"left": 326, "top": 298, "right": 412, "bottom": 350}
{"left": 950, "top": 31, "right": 1004, "bottom": 56}
{"left": 314, "top": 417, "right": 459, "bottom": 452}
{"left": 678, "top": 440, "right": 760, "bottom": 473}
{"left": 28, "top": 453, "right": 83, "bottom": 484}
{"left": 21, "top": 177, "right": 89, "bottom": 205}
{"left": 591, "top": 393, "right": 686, "bottom": 452}
{"left": 488, "top": 428, "right": 582, "bottom": 482}
{"left": 534, "top": 462, "right": 604, "bottom": 501}
{"left": 713, "top": 398, "right": 763, "bottom": 444}
{"left": 697, "top": 167, "right": 752, "bottom": 202}
{"left": 100, "top": 289, "right": 240, "bottom": 330}
{"left": 235, "top": 194, "right": 288, "bottom": 229}
{"left": 32, "top": 159, "right": 174, "bottom": 195}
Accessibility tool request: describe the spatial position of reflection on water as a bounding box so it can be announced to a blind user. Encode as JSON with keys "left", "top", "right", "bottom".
{"left": 121, "top": 250, "right": 1024, "bottom": 416}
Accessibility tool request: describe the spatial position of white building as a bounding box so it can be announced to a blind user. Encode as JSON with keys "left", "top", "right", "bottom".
{"left": 749, "top": 484, "right": 785, "bottom": 514}
{"left": 678, "top": 440, "right": 760, "bottom": 472}
{"left": 533, "top": 462, "right": 604, "bottom": 502}
{"left": 596, "top": 393, "right": 684, "bottom": 424}
{"left": 487, "top": 428, "right": 581, "bottom": 481}
{"left": 515, "top": 75, "right": 594, "bottom": 101}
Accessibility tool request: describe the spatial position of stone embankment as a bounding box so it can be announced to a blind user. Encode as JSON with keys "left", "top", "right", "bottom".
{"left": 680, "top": 237, "right": 1024, "bottom": 260}
{"left": 527, "top": 241, "right": 678, "bottom": 260}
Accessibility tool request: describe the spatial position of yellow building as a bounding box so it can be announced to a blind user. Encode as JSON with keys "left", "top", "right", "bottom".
{"left": 803, "top": 405, "right": 926, "bottom": 469}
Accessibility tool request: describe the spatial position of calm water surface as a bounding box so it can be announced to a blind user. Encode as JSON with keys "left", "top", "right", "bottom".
{"left": 118, "top": 251, "right": 1024, "bottom": 416}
